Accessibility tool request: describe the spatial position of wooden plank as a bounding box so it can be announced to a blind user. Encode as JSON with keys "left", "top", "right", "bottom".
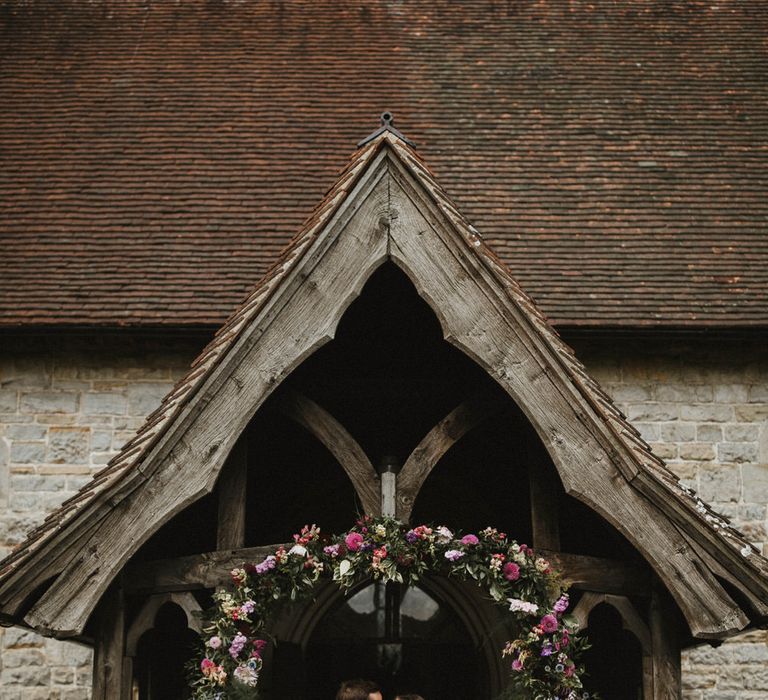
{"left": 277, "top": 391, "right": 380, "bottom": 516}
{"left": 650, "top": 585, "right": 683, "bottom": 699}
{"left": 91, "top": 586, "right": 126, "bottom": 700}
{"left": 22, "top": 161, "right": 391, "bottom": 636}
{"left": 528, "top": 444, "right": 561, "bottom": 551}
{"left": 540, "top": 550, "right": 651, "bottom": 597}
{"left": 217, "top": 434, "right": 248, "bottom": 551}
{"left": 386, "top": 162, "right": 749, "bottom": 638}
{"left": 124, "top": 544, "right": 284, "bottom": 594}
{"left": 396, "top": 396, "right": 500, "bottom": 521}
{"left": 123, "top": 545, "right": 648, "bottom": 597}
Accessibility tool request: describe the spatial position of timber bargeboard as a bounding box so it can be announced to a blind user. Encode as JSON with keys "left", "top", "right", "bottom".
{"left": 0, "top": 133, "right": 767, "bottom": 641}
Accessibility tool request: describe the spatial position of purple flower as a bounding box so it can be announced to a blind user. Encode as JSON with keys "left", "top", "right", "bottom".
{"left": 540, "top": 642, "right": 553, "bottom": 657}
{"left": 240, "top": 600, "right": 255, "bottom": 615}
{"left": 229, "top": 633, "right": 248, "bottom": 659}
{"left": 323, "top": 544, "right": 341, "bottom": 557}
{"left": 540, "top": 614, "right": 558, "bottom": 633}
{"left": 445, "top": 549, "right": 464, "bottom": 562}
{"left": 461, "top": 534, "right": 479, "bottom": 546}
{"left": 554, "top": 595, "right": 569, "bottom": 614}
{"left": 405, "top": 530, "right": 419, "bottom": 543}
{"left": 254, "top": 555, "right": 276, "bottom": 574}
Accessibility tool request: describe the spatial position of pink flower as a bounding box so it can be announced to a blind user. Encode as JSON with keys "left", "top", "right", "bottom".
{"left": 252, "top": 639, "right": 267, "bottom": 659}
{"left": 461, "top": 534, "right": 479, "bottom": 546}
{"left": 511, "top": 658, "right": 523, "bottom": 672}
{"left": 201, "top": 658, "right": 215, "bottom": 674}
{"left": 503, "top": 562, "right": 520, "bottom": 581}
{"left": 345, "top": 532, "right": 364, "bottom": 552}
{"left": 540, "top": 614, "right": 558, "bottom": 633}
{"left": 207, "top": 635, "right": 222, "bottom": 649}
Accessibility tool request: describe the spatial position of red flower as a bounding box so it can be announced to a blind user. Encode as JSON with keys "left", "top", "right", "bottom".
{"left": 503, "top": 562, "right": 521, "bottom": 581}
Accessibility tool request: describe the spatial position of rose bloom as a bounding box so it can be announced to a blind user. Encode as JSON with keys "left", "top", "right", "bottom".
{"left": 461, "top": 534, "right": 479, "bottom": 546}
{"left": 503, "top": 562, "right": 521, "bottom": 581}
{"left": 540, "top": 614, "right": 559, "bottom": 633}
{"left": 345, "top": 532, "right": 364, "bottom": 552}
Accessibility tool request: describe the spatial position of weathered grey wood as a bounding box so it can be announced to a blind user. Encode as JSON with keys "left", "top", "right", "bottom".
{"left": 123, "top": 544, "right": 648, "bottom": 596}
{"left": 386, "top": 159, "right": 749, "bottom": 638}
{"left": 91, "top": 586, "right": 126, "bottom": 700}
{"left": 396, "top": 396, "right": 500, "bottom": 520}
{"left": 650, "top": 585, "right": 682, "bottom": 699}
{"left": 124, "top": 544, "right": 285, "bottom": 593}
{"left": 527, "top": 443, "right": 561, "bottom": 551}
{"left": 217, "top": 434, "right": 248, "bottom": 551}
{"left": 22, "top": 156, "right": 391, "bottom": 636}
{"left": 277, "top": 391, "right": 380, "bottom": 516}
{"left": 540, "top": 550, "right": 650, "bottom": 597}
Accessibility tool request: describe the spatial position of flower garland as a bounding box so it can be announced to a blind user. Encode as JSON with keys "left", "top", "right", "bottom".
{"left": 191, "top": 517, "right": 589, "bottom": 699}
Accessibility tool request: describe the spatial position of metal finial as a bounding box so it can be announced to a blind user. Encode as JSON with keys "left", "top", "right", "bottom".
{"left": 357, "top": 111, "right": 415, "bottom": 148}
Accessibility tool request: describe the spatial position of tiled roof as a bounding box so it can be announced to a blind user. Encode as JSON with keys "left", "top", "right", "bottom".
{"left": 3, "top": 131, "right": 768, "bottom": 638}
{"left": 0, "top": 0, "right": 767, "bottom": 328}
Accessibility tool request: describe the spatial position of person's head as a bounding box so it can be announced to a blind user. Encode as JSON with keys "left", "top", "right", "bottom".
{"left": 335, "top": 679, "right": 383, "bottom": 700}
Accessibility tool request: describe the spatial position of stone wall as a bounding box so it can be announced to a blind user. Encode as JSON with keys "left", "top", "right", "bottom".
{"left": 0, "top": 331, "right": 766, "bottom": 699}
{"left": 0, "top": 334, "right": 201, "bottom": 700}
{"left": 573, "top": 333, "right": 768, "bottom": 700}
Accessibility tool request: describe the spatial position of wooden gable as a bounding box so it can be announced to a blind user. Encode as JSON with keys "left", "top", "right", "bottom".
{"left": 1, "top": 131, "right": 767, "bottom": 644}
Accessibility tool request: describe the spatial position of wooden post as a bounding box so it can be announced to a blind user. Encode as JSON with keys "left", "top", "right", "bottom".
{"left": 92, "top": 585, "right": 127, "bottom": 700}
{"left": 527, "top": 446, "right": 561, "bottom": 551}
{"left": 649, "top": 585, "right": 682, "bottom": 699}
{"left": 217, "top": 434, "right": 248, "bottom": 551}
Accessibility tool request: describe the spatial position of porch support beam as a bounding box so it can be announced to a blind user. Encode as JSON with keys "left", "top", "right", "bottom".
{"left": 649, "top": 584, "right": 683, "bottom": 699}
{"left": 92, "top": 585, "right": 127, "bottom": 700}
{"left": 216, "top": 434, "right": 248, "bottom": 551}
{"left": 124, "top": 546, "right": 651, "bottom": 597}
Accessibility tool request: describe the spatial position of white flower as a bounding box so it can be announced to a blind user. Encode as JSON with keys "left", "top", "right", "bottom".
{"left": 507, "top": 598, "right": 539, "bottom": 615}
{"left": 436, "top": 526, "right": 454, "bottom": 543}
{"left": 233, "top": 663, "right": 259, "bottom": 687}
{"left": 288, "top": 544, "right": 308, "bottom": 557}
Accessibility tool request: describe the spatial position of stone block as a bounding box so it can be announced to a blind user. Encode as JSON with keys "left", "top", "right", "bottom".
{"left": 742, "top": 464, "right": 768, "bottom": 503}
{"left": 734, "top": 404, "right": 768, "bottom": 422}
{"left": 10, "top": 474, "right": 66, "bottom": 492}
{"left": 713, "top": 384, "right": 749, "bottom": 403}
{"left": 680, "top": 404, "right": 733, "bottom": 422}
{"left": 1, "top": 650, "right": 44, "bottom": 668}
{"left": 9, "top": 492, "right": 42, "bottom": 512}
{"left": 51, "top": 667, "right": 74, "bottom": 685}
{"left": 718, "top": 442, "right": 758, "bottom": 464}
{"left": 724, "top": 424, "right": 760, "bottom": 442}
{"left": 679, "top": 443, "right": 716, "bottom": 461}
{"left": 697, "top": 424, "right": 723, "bottom": 442}
{"left": 19, "top": 392, "right": 77, "bottom": 415}
{"left": 607, "top": 385, "right": 652, "bottom": 402}
{"left": 0, "top": 665, "right": 50, "bottom": 686}
{"left": 633, "top": 422, "right": 660, "bottom": 442}
{"left": 656, "top": 384, "right": 714, "bottom": 402}
{"left": 47, "top": 428, "right": 89, "bottom": 464}
{"left": 3, "top": 627, "right": 45, "bottom": 648}
{"left": 10, "top": 442, "right": 45, "bottom": 464}
{"left": 627, "top": 402, "right": 678, "bottom": 421}
{"left": 126, "top": 382, "right": 173, "bottom": 415}
{"left": 747, "top": 384, "right": 768, "bottom": 403}
{"left": 649, "top": 442, "right": 678, "bottom": 460}
{"left": 699, "top": 464, "right": 741, "bottom": 503}
{"left": 60, "top": 689, "right": 90, "bottom": 700}
{"left": 6, "top": 425, "right": 47, "bottom": 441}
{"left": 90, "top": 431, "right": 112, "bottom": 452}
{"left": 662, "top": 423, "right": 696, "bottom": 442}
{"left": 0, "top": 390, "right": 18, "bottom": 412}
{"left": 82, "top": 392, "right": 127, "bottom": 416}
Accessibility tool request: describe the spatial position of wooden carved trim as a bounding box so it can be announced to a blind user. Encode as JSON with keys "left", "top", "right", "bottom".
{"left": 277, "top": 391, "right": 381, "bottom": 516}
{"left": 396, "top": 395, "right": 501, "bottom": 520}
{"left": 125, "top": 592, "right": 203, "bottom": 656}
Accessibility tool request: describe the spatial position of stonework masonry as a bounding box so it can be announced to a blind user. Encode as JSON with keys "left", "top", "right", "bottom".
{"left": 0, "top": 332, "right": 766, "bottom": 699}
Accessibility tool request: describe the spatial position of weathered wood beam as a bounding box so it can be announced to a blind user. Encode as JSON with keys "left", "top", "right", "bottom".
{"left": 650, "top": 585, "right": 683, "bottom": 699}
{"left": 124, "top": 545, "right": 650, "bottom": 597}
{"left": 277, "top": 391, "right": 381, "bottom": 517}
{"left": 527, "top": 445, "right": 561, "bottom": 551}
{"left": 91, "top": 586, "right": 127, "bottom": 700}
{"left": 216, "top": 434, "right": 248, "bottom": 551}
{"left": 124, "top": 545, "right": 284, "bottom": 594}
{"left": 396, "top": 396, "right": 501, "bottom": 521}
